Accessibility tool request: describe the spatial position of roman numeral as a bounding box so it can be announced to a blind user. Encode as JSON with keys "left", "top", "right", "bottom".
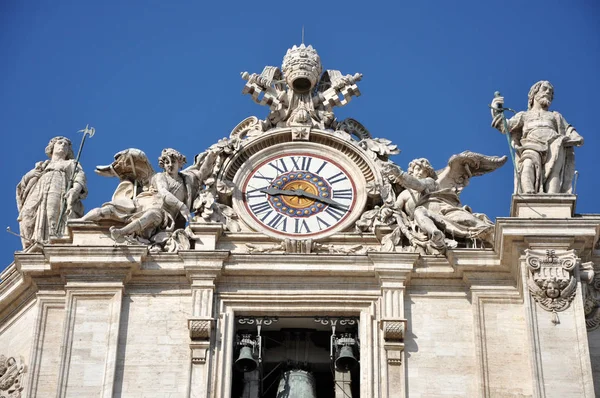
{"left": 267, "top": 213, "right": 287, "bottom": 230}
{"left": 333, "top": 189, "right": 353, "bottom": 200}
{"left": 315, "top": 160, "right": 328, "bottom": 174}
{"left": 246, "top": 186, "right": 268, "bottom": 199}
{"left": 268, "top": 159, "right": 288, "bottom": 174}
{"left": 252, "top": 171, "right": 273, "bottom": 182}
{"left": 327, "top": 172, "right": 347, "bottom": 185}
{"left": 249, "top": 202, "right": 272, "bottom": 221}
{"left": 316, "top": 216, "right": 331, "bottom": 230}
{"left": 325, "top": 206, "right": 346, "bottom": 221}
{"left": 290, "top": 156, "right": 313, "bottom": 171}
{"left": 294, "top": 219, "right": 311, "bottom": 234}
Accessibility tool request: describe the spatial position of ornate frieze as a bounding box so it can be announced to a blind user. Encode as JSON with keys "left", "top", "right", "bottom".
{"left": 525, "top": 249, "right": 578, "bottom": 324}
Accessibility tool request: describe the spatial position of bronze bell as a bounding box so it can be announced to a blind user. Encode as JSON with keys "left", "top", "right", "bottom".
{"left": 335, "top": 345, "right": 358, "bottom": 372}
{"left": 276, "top": 369, "right": 316, "bottom": 398}
{"left": 235, "top": 346, "right": 258, "bottom": 373}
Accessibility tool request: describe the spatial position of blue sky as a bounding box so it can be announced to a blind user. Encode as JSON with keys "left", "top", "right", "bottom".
{"left": 1, "top": 1, "right": 599, "bottom": 269}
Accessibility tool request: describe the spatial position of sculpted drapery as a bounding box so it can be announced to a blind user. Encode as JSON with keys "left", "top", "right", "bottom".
{"left": 492, "top": 81, "right": 583, "bottom": 194}
{"left": 16, "top": 136, "right": 87, "bottom": 248}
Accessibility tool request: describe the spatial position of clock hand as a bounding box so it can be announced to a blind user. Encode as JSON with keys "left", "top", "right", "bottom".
{"left": 259, "top": 187, "right": 349, "bottom": 211}
{"left": 259, "top": 187, "right": 298, "bottom": 196}
{"left": 291, "top": 189, "right": 349, "bottom": 211}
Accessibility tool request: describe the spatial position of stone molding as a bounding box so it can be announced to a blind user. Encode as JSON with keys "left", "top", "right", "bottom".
{"left": 510, "top": 194, "right": 576, "bottom": 218}
{"left": 187, "top": 222, "right": 224, "bottom": 251}
{"left": 383, "top": 341, "right": 405, "bottom": 365}
{"left": 190, "top": 342, "right": 210, "bottom": 364}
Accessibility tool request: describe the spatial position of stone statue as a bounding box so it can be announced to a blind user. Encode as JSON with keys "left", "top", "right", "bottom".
{"left": 358, "top": 151, "right": 506, "bottom": 254}
{"left": 241, "top": 44, "right": 362, "bottom": 132}
{"left": 81, "top": 148, "right": 206, "bottom": 246}
{"left": 16, "top": 136, "right": 87, "bottom": 249}
{"left": 491, "top": 81, "right": 583, "bottom": 194}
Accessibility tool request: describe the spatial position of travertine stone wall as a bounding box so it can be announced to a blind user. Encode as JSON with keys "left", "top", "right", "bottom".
{"left": 532, "top": 304, "right": 590, "bottom": 396}
{"left": 27, "top": 294, "right": 65, "bottom": 397}
{"left": 588, "top": 328, "right": 600, "bottom": 397}
{"left": 476, "top": 300, "right": 532, "bottom": 397}
{"left": 405, "top": 293, "right": 478, "bottom": 397}
{"left": 0, "top": 298, "right": 35, "bottom": 364}
{"left": 114, "top": 288, "right": 192, "bottom": 397}
{"left": 57, "top": 285, "right": 124, "bottom": 398}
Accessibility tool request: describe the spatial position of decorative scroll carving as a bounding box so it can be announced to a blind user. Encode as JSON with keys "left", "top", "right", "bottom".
{"left": 246, "top": 239, "right": 367, "bottom": 255}
{"left": 313, "top": 317, "right": 358, "bottom": 327}
{"left": 237, "top": 316, "right": 279, "bottom": 326}
{"left": 525, "top": 249, "right": 579, "bottom": 324}
{"left": 188, "top": 318, "right": 214, "bottom": 341}
{"left": 0, "top": 355, "right": 26, "bottom": 398}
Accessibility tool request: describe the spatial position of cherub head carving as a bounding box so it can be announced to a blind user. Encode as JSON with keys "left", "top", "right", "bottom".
{"left": 408, "top": 158, "right": 436, "bottom": 180}
{"left": 159, "top": 148, "right": 187, "bottom": 175}
{"left": 543, "top": 277, "right": 561, "bottom": 299}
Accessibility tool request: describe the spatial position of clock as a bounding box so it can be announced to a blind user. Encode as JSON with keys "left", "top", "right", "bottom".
{"left": 230, "top": 139, "right": 370, "bottom": 240}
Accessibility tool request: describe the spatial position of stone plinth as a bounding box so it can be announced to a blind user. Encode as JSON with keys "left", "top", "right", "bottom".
{"left": 510, "top": 194, "right": 577, "bottom": 218}
{"left": 188, "top": 222, "right": 224, "bottom": 250}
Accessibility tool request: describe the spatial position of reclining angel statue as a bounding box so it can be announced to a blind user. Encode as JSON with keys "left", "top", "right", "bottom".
{"left": 79, "top": 148, "right": 216, "bottom": 250}
{"left": 357, "top": 151, "right": 506, "bottom": 254}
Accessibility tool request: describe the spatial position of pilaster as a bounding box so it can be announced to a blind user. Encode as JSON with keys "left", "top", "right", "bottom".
{"left": 370, "top": 252, "right": 417, "bottom": 398}
{"left": 181, "top": 250, "right": 228, "bottom": 398}
{"left": 23, "top": 245, "right": 147, "bottom": 398}
{"left": 495, "top": 196, "right": 599, "bottom": 398}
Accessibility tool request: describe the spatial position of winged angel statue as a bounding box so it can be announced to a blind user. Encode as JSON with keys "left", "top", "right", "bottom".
{"left": 79, "top": 142, "right": 241, "bottom": 252}
{"left": 357, "top": 151, "right": 507, "bottom": 254}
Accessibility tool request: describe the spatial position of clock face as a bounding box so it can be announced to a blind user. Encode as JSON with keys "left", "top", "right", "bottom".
{"left": 241, "top": 153, "right": 356, "bottom": 237}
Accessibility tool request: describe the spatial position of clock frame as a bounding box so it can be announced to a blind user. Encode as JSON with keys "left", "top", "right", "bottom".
{"left": 230, "top": 138, "right": 372, "bottom": 240}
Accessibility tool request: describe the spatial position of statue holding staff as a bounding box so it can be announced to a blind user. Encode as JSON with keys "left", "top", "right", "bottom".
{"left": 16, "top": 136, "right": 87, "bottom": 248}
{"left": 491, "top": 81, "right": 583, "bottom": 194}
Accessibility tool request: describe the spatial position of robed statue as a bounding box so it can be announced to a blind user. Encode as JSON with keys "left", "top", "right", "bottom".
{"left": 16, "top": 136, "right": 87, "bottom": 248}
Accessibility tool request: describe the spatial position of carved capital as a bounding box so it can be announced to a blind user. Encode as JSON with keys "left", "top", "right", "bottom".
{"left": 524, "top": 249, "right": 579, "bottom": 322}
{"left": 190, "top": 342, "right": 210, "bottom": 365}
{"left": 380, "top": 319, "right": 407, "bottom": 341}
{"left": 383, "top": 341, "right": 405, "bottom": 365}
{"left": 188, "top": 318, "right": 214, "bottom": 341}
{"left": 0, "top": 355, "right": 26, "bottom": 398}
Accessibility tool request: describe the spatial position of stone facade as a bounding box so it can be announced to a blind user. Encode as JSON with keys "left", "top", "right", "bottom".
{"left": 1, "top": 44, "right": 599, "bottom": 397}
